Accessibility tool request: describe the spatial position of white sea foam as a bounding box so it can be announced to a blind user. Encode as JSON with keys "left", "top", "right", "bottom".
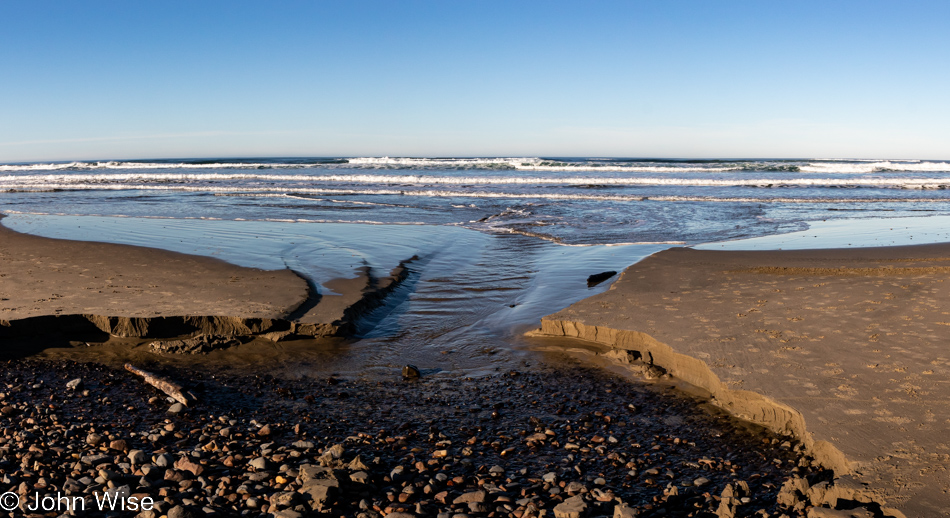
{"left": 4, "top": 182, "right": 949, "bottom": 203}
{"left": 800, "top": 161, "right": 950, "bottom": 173}
{"left": 2, "top": 157, "right": 948, "bottom": 174}
{"left": 3, "top": 172, "right": 950, "bottom": 188}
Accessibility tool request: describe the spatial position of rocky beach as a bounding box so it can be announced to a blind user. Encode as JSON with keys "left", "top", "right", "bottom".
{"left": 1, "top": 358, "right": 833, "bottom": 518}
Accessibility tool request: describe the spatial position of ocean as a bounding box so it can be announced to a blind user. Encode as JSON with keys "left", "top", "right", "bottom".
{"left": 3, "top": 156, "right": 950, "bottom": 245}
{"left": 3, "top": 157, "right": 949, "bottom": 374}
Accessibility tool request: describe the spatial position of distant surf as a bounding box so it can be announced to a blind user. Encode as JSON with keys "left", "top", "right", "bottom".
{"left": 2, "top": 156, "right": 948, "bottom": 245}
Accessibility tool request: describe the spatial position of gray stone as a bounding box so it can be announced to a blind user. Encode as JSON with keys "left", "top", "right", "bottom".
{"left": 154, "top": 453, "right": 173, "bottom": 467}
{"left": 128, "top": 449, "right": 148, "bottom": 464}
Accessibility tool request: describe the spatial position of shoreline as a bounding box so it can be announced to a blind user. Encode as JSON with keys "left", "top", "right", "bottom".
{"left": 3, "top": 212, "right": 947, "bottom": 515}
{"left": 531, "top": 242, "right": 950, "bottom": 516}
{"left": 0, "top": 216, "right": 418, "bottom": 352}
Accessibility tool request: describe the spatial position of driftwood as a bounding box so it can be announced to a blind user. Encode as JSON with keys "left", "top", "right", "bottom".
{"left": 124, "top": 363, "right": 196, "bottom": 406}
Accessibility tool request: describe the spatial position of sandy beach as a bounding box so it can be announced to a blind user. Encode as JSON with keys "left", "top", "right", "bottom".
{"left": 0, "top": 217, "right": 420, "bottom": 356}
{"left": 533, "top": 243, "right": 950, "bottom": 517}
{"left": 0, "top": 218, "right": 844, "bottom": 517}
{"left": 3, "top": 216, "right": 948, "bottom": 517}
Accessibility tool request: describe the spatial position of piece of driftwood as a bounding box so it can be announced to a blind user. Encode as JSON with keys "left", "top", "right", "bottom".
{"left": 125, "top": 363, "right": 196, "bottom": 406}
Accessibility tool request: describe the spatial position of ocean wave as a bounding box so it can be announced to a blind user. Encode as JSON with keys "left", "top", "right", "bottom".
{"left": 800, "top": 161, "right": 950, "bottom": 173}
{"left": 2, "top": 157, "right": 948, "bottom": 174}
{"left": 5, "top": 182, "right": 950, "bottom": 203}
{"left": 4, "top": 172, "right": 950, "bottom": 188}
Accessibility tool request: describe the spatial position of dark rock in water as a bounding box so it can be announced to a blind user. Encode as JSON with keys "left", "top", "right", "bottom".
{"left": 587, "top": 271, "right": 618, "bottom": 287}
{"left": 402, "top": 365, "right": 421, "bottom": 379}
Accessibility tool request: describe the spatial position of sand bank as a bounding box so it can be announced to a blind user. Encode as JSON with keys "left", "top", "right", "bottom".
{"left": 530, "top": 243, "right": 950, "bottom": 516}
{"left": 0, "top": 217, "right": 409, "bottom": 347}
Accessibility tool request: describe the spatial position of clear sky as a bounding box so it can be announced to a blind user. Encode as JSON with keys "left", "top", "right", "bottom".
{"left": 2, "top": 1, "right": 948, "bottom": 162}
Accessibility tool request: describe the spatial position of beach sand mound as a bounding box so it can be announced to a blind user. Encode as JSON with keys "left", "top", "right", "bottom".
{"left": 531, "top": 244, "right": 950, "bottom": 517}
{"left": 0, "top": 218, "right": 410, "bottom": 348}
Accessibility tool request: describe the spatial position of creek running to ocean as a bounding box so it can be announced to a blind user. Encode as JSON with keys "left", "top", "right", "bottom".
{"left": 3, "top": 157, "right": 950, "bottom": 376}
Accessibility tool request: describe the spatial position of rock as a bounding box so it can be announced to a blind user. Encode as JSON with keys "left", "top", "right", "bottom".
{"left": 109, "top": 439, "right": 128, "bottom": 451}
{"left": 270, "top": 491, "right": 298, "bottom": 508}
{"left": 325, "top": 443, "right": 345, "bottom": 459}
{"left": 174, "top": 456, "right": 204, "bottom": 476}
{"left": 348, "top": 455, "right": 370, "bottom": 471}
{"left": 777, "top": 477, "right": 809, "bottom": 508}
{"left": 258, "top": 424, "right": 273, "bottom": 436}
{"left": 614, "top": 503, "right": 639, "bottom": 518}
{"left": 167, "top": 505, "right": 196, "bottom": 518}
{"left": 385, "top": 513, "right": 416, "bottom": 518}
{"left": 453, "top": 490, "right": 487, "bottom": 504}
{"left": 249, "top": 457, "right": 268, "bottom": 470}
{"left": 292, "top": 440, "right": 315, "bottom": 450}
{"left": 553, "top": 495, "right": 587, "bottom": 518}
{"left": 298, "top": 479, "right": 339, "bottom": 511}
{"left": 86, "top": 433, "right": 104, "bottom": 446}
{"left": 128, "top": 450, "right": 148, "bottom": 464}
{"left": 587, "top": 270, "right": 618, "bottom": 287}
{"left": 402, "top": 365, "right": 421, "bottom": 379}
{"left": 66, "top": 378, "right": 83, "bottom": 390}
{"left": 149, "top": 334, "right": 240, "bottom": 355}
{"left": 81, "top": 454, "right": 109, "bottom": 465}
{"left": 694, "top": 476, "right": 710, "bottom": 487}
{"left": 298, "top": 464, "right": 332, "bottom": 482}
{"left": 565, "top": 481, "right": 587, "bottom": 494}
{"left": 168, "top": 403, "right": 184, "bottom": 414}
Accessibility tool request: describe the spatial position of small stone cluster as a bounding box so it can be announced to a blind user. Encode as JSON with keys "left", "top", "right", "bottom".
{"left": 0, "top": 359, "right": 873, "bottom": 517}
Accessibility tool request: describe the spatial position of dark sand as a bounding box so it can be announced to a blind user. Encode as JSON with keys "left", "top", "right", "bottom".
{"left": 0, "top": 217, "right": 307, "bottom": 321}
{"left": 531, "top": 243, "right": 950, "bottom": 517}
{"left": 0, "top": 218, "right": 412, "bottom": 346}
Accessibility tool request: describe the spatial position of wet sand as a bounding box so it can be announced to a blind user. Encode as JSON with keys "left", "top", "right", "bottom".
{"left": 532, "top": 243, "right": 950, "bottom": 517}
{"left": 0, "top": 216, "right": 307, "bottom": 321}
{"left": 0, "top": 217, "right": 415, "bottom": 347}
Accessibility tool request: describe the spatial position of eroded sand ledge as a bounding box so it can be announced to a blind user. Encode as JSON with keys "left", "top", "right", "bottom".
{"left": 530, "top": 244, "right": 950, "bottom": 517}
{"left": 0, "top": 217, "right": 410, "bottom": 344}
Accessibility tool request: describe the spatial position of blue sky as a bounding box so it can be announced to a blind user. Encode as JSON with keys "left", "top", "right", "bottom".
{"left": 1, "top": 1, "right": 948, "bottom": 162}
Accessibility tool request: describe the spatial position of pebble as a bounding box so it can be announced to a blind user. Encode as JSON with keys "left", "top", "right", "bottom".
{"left": 0, "top": 358, "right": 842, "bottom": 518}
